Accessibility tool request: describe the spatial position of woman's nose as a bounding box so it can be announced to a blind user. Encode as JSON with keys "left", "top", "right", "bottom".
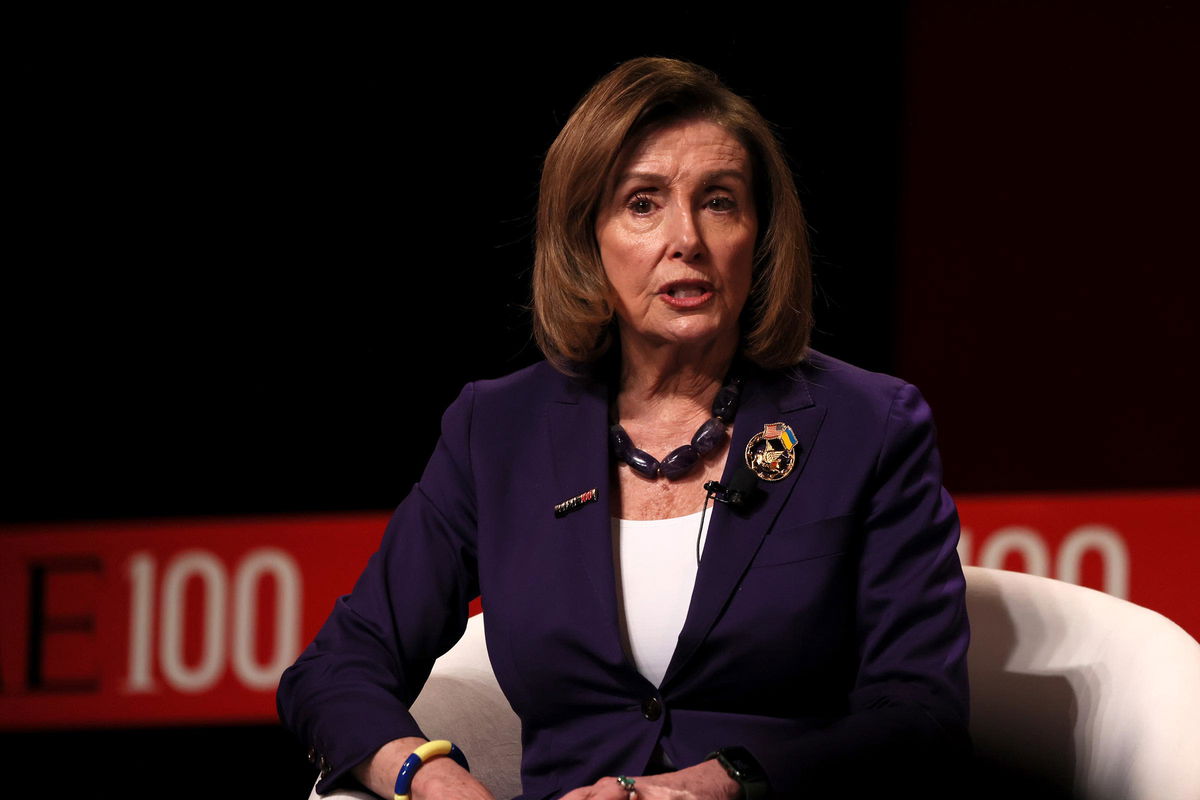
{"left": 667, "top": 206, "right": 704, "bottom": 262}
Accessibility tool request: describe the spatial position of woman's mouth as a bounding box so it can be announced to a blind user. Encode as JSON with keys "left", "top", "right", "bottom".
{"left": 658, "top": 281, "right": 715, "bottom": 308}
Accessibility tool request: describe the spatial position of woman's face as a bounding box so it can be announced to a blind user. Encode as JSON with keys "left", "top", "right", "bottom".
{"left": 595, "top": 118, "right": 757, "bottom": 355}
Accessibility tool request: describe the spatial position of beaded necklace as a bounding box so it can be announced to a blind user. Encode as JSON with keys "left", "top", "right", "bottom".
{"left": 609, "top": 377, "right": 742, "bottom": 480}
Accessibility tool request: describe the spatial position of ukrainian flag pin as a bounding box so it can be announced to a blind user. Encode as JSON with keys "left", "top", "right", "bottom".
{"left": 744, "top": 422, "right": 798, "bottom": 481}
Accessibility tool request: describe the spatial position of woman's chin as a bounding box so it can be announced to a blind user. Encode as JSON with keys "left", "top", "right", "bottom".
{"left": 625, "top": 318, "right": 738, "bottom": 352}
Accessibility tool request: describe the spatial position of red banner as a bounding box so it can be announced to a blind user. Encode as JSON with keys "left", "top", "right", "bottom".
{"left": 1, "top": 491, "right": 1196, "bottom": 730}
{"left": 0, "top": 514, "right": 388, "bottom": 729}
{"left": 955, "top": 491, "right": 1198, "bottom": 640}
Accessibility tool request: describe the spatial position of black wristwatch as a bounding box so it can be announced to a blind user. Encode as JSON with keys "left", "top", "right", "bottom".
{"left": 707, "top": 746, "right": 770, "bottom": 800}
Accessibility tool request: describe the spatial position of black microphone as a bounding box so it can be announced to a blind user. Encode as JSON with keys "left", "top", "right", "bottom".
{"left": 704, "top": 466, "right": 759, "bottom": 508}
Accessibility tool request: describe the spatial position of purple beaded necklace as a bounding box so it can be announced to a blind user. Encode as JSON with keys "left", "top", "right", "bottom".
{"left": 609, "top": 377, "right": 743, "bottom": 481}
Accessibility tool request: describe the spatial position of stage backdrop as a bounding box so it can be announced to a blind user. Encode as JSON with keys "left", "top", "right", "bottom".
{"left": 1, "top": 491, "right": 1195, "bottom": 730}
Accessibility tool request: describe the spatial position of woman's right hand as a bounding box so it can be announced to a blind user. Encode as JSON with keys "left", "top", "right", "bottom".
{"left": 352, "top": 737, "right": 496, "bottom": 800}
{"left": 558, "top": 776, "right": 642, "bottom": 800}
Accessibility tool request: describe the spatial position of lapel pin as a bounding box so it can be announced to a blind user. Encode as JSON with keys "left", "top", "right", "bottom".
{"left": 745, "top": 422, "right": 798, "bottom": 482}
{"left": 554, "top": 488, "right": 599, "bottom": 518}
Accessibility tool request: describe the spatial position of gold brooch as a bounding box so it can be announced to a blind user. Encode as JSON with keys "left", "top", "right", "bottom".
{"left": 744, "top": 422, "right": 798, "bottom": 481}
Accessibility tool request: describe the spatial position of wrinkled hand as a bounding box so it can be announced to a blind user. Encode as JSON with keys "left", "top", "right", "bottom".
{"left": 353, "top": 737, "right": 495, "bottom": 800}
{"left": 409, "top": 756, "right": 496, "bottom": 800}
{"left": 560, "top": 760, "right": 738, "bottom": 800}
{"left": 558, "top": 776, "right": 639, "bottom": 800}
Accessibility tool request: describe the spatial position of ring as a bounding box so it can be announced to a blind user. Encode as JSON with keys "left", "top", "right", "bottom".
{"left": 616, "top": 775, "right": 636, "bottom": 792}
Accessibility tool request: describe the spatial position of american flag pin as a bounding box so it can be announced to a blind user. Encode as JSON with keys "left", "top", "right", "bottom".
{"left": 554, "top": 488, "right": 599, "bottom": 518}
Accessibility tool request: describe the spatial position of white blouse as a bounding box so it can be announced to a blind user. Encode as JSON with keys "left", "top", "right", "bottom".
{"left": 612, "top": 510, "right": 713, "bottom": 688}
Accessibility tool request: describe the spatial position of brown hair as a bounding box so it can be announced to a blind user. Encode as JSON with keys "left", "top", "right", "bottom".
{"left": 532, "top": 57, "right": 813, "bottom": 374}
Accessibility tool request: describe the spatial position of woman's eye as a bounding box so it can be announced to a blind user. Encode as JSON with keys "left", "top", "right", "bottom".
{"left": 707, "top": 196, "right": 736, "bottom": 211}
{"left": 627, "top": 195, "right": 654, "bottom": 215}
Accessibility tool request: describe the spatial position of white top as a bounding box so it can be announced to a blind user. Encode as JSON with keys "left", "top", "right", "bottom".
{"left": 612, "top": 510, "right": 712, "bottom": 688}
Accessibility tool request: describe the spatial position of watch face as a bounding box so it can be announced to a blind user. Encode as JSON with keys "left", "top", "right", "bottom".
{"left": 718, "top": 746, "right": 765, "bottom": 782}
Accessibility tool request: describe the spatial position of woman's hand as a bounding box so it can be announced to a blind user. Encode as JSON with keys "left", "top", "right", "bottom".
{"left": 560, "top": 759, "right": 739, "bottom": 800}
{"left": 408, "top": 755, "right": 496, "bottom": 800}
{"left": 352, "top": 737, "right": 495, "bottom": 800}
{"left": 558, "top": 776, "right": 640, "bottom": 800}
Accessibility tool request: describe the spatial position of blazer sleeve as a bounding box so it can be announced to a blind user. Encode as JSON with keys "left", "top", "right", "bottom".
{"left": 276, "top": 383, "right": 481, "bottom": 794}
{"left": 752, "top": 381, "right": 971, "bottom": 797}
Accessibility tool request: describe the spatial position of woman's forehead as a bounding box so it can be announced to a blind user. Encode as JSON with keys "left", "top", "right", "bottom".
{"left": 612, "top": 118, "right": 751, "bottom": 184}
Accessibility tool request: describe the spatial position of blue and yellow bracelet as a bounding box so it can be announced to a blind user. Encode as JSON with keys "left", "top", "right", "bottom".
{"left": 393, "top": 740, "right": 470, "bottom": 800}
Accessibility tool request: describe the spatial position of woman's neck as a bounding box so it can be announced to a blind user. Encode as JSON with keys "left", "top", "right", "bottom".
{"left": 615, "top": 331, "right": 738, "bottom": 422}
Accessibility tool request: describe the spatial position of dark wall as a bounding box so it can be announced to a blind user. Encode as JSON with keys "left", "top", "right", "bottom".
{"left": 898, "top": 1, "right": 1200, "bottom": 492}
{"left": 6, "top": 17, "right": 905, "bottom": 527}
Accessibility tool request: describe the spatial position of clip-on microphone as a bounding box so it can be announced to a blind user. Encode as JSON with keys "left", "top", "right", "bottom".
{"left": 697, "top": 467, "right": 760, "bottom": 564}
{"left": 704, "top": 466, "right": 759, "bottom": 509}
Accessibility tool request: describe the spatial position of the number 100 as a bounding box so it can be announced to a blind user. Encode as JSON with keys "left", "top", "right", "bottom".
{"left": 125, "top": 548, "right": 302, "bottom": 693}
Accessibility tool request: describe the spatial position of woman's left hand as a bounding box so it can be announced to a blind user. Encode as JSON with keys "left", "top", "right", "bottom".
{"left": 559, "top": 759, "right": 739, "bottom": 800}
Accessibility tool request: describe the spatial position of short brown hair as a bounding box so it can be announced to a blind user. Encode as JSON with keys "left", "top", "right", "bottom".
{"left": 532, "top": 57, "right": 812, "bottom": 373}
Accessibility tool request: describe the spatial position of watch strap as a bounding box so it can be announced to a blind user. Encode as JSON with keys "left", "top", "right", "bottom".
{"left": 707, "top": 746, "right": 770, "bottom": 800}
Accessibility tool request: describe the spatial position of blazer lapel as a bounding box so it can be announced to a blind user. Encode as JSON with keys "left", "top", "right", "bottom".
{"left": 661, "top": 365, "right": 827, "bottom": 689}
{"left": 545, "top": 373, "right": 626, "bottom": 657}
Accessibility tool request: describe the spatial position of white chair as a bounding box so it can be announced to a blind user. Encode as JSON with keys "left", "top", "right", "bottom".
{"left": 311, "top": 568, "right": 1200, "bottom": 800}
{"left": 965, "top": 565, "right": 1200, "bottom": 800}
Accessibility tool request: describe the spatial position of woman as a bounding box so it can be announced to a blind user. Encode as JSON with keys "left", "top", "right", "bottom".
{"left": 278, "top": 57, "right": 969, "bottom": 800}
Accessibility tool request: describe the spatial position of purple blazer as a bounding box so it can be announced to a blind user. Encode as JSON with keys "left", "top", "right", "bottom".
{"left": 277, "top": 351, "right": 970, "bottom": 799}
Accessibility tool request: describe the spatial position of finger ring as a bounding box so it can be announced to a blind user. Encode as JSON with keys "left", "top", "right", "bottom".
{"left": 616, "top": 775, "right": 636, "bottom": 792}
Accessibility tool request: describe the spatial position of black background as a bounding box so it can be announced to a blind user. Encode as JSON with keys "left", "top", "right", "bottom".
{"left": 7, "top": 14, "right": 904, "bottom": 527}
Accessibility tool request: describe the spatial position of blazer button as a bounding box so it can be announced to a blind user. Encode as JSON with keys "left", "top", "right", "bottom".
{"left": 641, "top": 696, "right": 663, "bottom": 721}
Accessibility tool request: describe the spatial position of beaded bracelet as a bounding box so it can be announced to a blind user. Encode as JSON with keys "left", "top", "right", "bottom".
{"left": 393, "top": 739, "right": 470, "bottom": 800}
